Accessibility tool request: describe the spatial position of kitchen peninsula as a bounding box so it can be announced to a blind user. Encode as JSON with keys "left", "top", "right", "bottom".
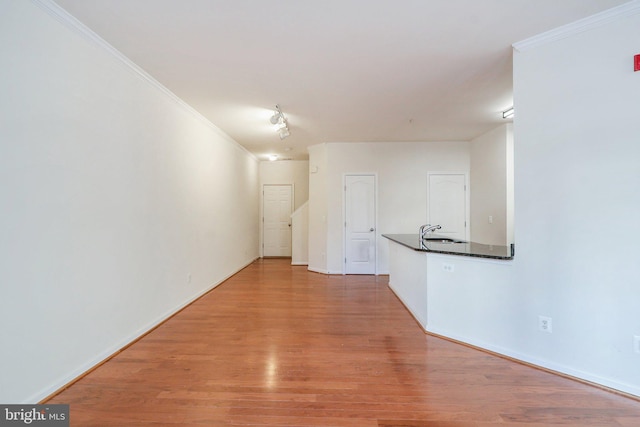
{"left": 383, "top": 234, "right": 514, "bottom": 333}
{"left": 383, "top": 234, "right": 514, "bottom": 260}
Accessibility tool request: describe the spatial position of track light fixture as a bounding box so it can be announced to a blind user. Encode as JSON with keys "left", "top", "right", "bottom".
{"left": 269, "top": 107, "right": 282, "bottom": 125}
{"left": 270, "top": 104, "right": 290, "bottom": 140}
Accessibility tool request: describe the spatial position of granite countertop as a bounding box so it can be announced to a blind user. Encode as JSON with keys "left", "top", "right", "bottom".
{"left": 382, "top": 233, "right": 514, "bottom": 260}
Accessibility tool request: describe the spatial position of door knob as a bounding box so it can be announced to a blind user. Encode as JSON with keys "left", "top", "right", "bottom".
{"left": 369, "top": 228, "right": 375, "bottom": 232}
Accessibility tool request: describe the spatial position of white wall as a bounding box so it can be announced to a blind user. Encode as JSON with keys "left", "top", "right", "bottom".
{"left": 312, "top": 141, "right": 470, "bottom": 274}
{"left": 470, "top": 123, "right": 514, "bottom": 245}
{"left": 307, "top": 144, "right": 329, "bottom": 273}
{"left": 506, "top": 124, "right": 514, "bottom": 245}
{"left": 291, "top": 202, "right": 309, "bottom": 265}
{"left": 511, "top": 7, "right": 640, "bottom": 395}
{"left": 388, "top": 243, "right": 430, "bottom": 329}
{"left": 426, "top": 254, "right": 517, "bottom": 350}
{"left": 0, "top": 0, "right": 259, "bottom": 403}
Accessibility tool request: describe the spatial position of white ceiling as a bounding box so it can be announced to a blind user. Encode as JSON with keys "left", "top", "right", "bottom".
{"left": 54, "top": 0, "right": 629, "bottom": 160}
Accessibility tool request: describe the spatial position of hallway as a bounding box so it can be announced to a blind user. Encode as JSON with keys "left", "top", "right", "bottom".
{"left": 48, "top": 259, "right": 640, "bottom": 426}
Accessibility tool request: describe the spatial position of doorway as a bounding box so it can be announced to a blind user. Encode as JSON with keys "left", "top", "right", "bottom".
{"left": 263, "top": 184, "right": 293, "bottom": 257}
{"left": 344, "top": 174, "right": 376, "bottom": 274}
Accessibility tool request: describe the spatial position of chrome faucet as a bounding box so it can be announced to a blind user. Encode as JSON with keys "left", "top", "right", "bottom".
{"left": 419, "top": 224, "right": 441, "bottom": 239}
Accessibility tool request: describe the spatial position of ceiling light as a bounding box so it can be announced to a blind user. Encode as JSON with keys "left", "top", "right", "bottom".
{"left": 502, "top": 107, "right": 514, "bottom": 119}
{"left": 270, "top": 111, "right": 282, "bottom": 125}
{"left": 268, "top": 154, "right": 278, "bottom": 161}
{"left": 278, "top": 127, "right": 290, "bottom": 140}
{"left": 274, "top": 118, "right": 287, "bottom": 131}
{"left": 269, "top": 104, "right": 290, "bottom": 139}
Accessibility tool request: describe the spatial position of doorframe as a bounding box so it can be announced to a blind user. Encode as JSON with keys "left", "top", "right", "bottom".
{"left": 261, "top": 183, "right": 294, "bottom": 258}
{"left": 342, "top": 173, "right": 378, "bottom": 275}
{"left": 426, "top": 172, "right": 470, "bottom": 242}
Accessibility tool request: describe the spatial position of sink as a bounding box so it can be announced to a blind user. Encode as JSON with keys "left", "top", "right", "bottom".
{"left": 423, "top": 237, "right": 465, "bottom": 244}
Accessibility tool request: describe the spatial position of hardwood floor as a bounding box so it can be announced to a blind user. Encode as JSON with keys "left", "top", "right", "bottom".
{"left": 47, "top": 258, "right": 640, "bottom": 426}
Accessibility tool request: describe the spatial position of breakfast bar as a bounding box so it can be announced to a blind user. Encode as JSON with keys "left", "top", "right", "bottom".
{"left": 383, "top": 233, "right": 514, "bottom": 332}
{"left": 383, "top": 234, "right": 514, "bottom": 260}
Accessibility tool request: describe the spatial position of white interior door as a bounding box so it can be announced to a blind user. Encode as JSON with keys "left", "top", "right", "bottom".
{"left": 345, "top": 175, "right": 376, "bottom": 274}
{"left": 263, "top": 185, "right": 293, "bottom": 257}
{"left": 428, "top": 173, "right": 468, "bottom": 241}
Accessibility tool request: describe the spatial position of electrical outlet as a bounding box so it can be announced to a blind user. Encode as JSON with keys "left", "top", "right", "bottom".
{"left": 539, "top": 316, "right": 552, "bottom": 333}
{"left": 442, "top": 263, "right": 455, "bottom": 273}
{"left": 634, "top": 335, "right": 640, "bottom": 354}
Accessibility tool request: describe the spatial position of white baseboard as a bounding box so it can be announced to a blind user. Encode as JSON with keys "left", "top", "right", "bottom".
{"left": 307, "top": 266, "right": 329, "bottom": 275}
{"left": 426, "top": 325, "right": 640, "bottom": 399}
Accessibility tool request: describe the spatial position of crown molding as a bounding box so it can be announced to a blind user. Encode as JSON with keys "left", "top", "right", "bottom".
{"left": 29, "top": 0, "right": 258, "bottom": 161}
{"left": 513, "top": 0, "right": 640, "bottom": 52}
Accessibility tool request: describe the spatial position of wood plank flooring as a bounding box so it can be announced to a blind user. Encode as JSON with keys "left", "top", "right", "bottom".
{"left": 47, "top": 258, "right": 640, "bottom": 426}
